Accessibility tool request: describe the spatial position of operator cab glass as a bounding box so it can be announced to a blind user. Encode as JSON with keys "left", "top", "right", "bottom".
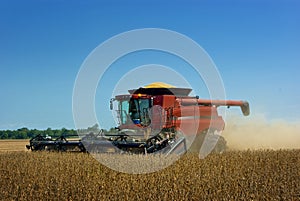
{"left": 118, "top": 97, "right": 151, "bottom": 127}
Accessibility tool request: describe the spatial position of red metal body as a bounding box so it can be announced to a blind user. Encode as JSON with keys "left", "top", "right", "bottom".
{"left": 114, "top": 86, "right": 249, "bottom": 137}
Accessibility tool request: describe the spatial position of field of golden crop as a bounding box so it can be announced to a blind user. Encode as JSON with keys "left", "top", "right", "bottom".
{"left": 0, "top": 148, "right": 299, "bottom": 200}
{"left": 0, "top": 140, "right": 28, "bottom": 152}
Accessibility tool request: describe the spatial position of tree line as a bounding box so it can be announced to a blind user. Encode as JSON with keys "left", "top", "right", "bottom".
{"left": 0, "top": 127, "right": 78, "bottom": 139}
{"left": 0, "top": 124, "right": 116, "bottom": 139}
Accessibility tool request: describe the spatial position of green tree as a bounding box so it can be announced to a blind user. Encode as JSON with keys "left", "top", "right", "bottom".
{"left": 87, "top": 123, "right": 100, "bottom": 133}
{"left": 0, "top": 131, "right": 8, "bottom": 139}
{"left": 45, "top": 128, "right": 54, "bottom": 137}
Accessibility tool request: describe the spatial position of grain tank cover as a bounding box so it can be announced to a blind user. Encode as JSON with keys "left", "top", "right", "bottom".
{"left": 128, "top": 82, "right": 192, "bottom": 96}
{"left": 144, "top": 82, "right": 176, "bottom": 88}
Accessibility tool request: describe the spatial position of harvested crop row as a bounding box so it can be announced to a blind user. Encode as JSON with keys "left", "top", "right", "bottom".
{"left": 0, "top": 150, "right": 299, "bottom": 200}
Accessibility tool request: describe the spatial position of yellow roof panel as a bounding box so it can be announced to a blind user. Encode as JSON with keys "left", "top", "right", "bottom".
{"left": 143, "top": 82, "right": 176, "bottom": 88}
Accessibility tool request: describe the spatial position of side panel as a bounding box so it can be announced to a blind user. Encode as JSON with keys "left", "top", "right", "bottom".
{"left": 174, "top": 105, "right": 225, "bottom": 135}
{"left": 152, "top": 95, "right": 176, "bottom": 129}
{"left": 175, "top": 117, "right": 225, "bottom": 135}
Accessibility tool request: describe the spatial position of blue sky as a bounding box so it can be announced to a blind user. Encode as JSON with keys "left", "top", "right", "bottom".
{"left": 0, "top": 0, "right": 299, "bottom": 130}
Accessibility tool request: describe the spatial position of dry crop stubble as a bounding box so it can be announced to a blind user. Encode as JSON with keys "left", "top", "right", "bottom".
{"left": 0, "top": 140, "right": 28, "bottom": 152}
{"left": 0, "top": 150, "right": 299, "bottom": 200}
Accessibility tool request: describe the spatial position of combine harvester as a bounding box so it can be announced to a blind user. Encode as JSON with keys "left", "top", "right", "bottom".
{"left": 26, "top": 82, "right": 249, "bottom": 155}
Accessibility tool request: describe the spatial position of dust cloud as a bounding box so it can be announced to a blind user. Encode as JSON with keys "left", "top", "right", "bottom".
{"left": 222, "top": 114, "right": 300, "bottom": 150}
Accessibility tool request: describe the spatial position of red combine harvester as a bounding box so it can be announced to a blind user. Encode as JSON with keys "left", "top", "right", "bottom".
{"left": 106, "top": 82, "right": 249, "bottom": 154}
{"left": 26, "top": 82, "right": 249, "bottom": 155}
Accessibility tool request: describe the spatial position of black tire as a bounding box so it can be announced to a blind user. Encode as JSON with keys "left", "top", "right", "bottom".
{"left": 188, "top": 129, "right": 227, "bottom": 155}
